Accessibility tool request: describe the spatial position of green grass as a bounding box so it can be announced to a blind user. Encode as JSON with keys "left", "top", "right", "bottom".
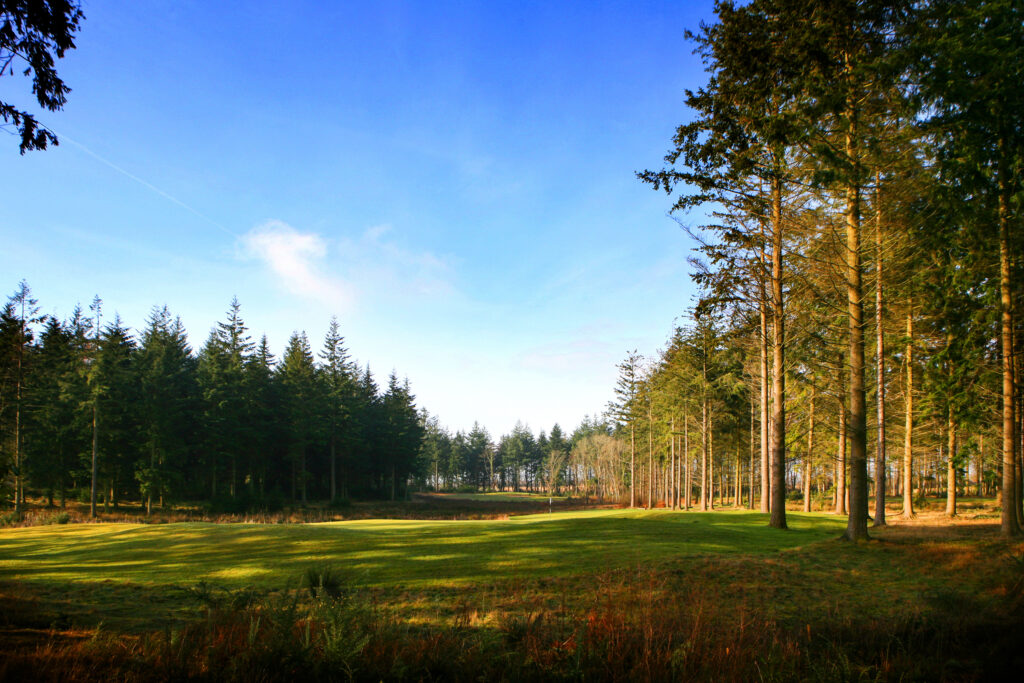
{"left": 0, "top": 509, "right": 844, "bottom": 591}
{"left": 4, "top": 507, "right": 1024, "bottom": 680}
{"left": 418, "top": 490, "right": 568, "bottom": 502}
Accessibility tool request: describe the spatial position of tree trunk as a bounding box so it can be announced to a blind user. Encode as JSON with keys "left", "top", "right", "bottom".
{"left": 843, "top": 93, "right": 870, "bottom": 541}
{"left": 804, "top": 384, "right": 815, "bottom": 513}
{"left": 749, "top": 398, "right": 756, "bottom": 510}
{"left": 671, "top": 418, "right": 677, "bottom": 510}
{"left": 701, "top": 398, "right": 709, "bottom": 511}
{"left": 13, "top": 318, "right": 23, "bottom": 513}
{"left": 836, "top": 354, "right": 847, "bottom": 516}
{"left": 709, "top": 411, "right": 715, "bottom": 510}
{"left": 978, "top": 434, "right": 984, "bottom": 497}
{"left": 769, "top": 175, "right": 787, "bottom": 529}
{"left": 873, "top": 176, "right": 887, "bottom": 526}
{"left": 684, "top": 413, "right": 691, "bottom": 510}
{"left": 630, "top": 423, "right": 636, "bottom": 508}
{"left": 760, "top": 301, "right": 770, "bottom": 513}
{"left": 903, "top": 306, "right": 915, "bottom": 518}
{"left": 90, "top": 402, "right": 98, "bottom": 519}
{"left": 998, "top": 139, "right": 1020, "bottom": 535}
{"left": 648, "top": 402, "right": 654, "bottom": 509}
{"left": 946, "top": 416, "right": 957, "bottom": 517}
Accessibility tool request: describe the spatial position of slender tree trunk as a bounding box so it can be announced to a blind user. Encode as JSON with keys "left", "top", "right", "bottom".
{"left": 1011, "top": 325, "right": 1019, "bottom": 528}
{"left": 903, "top": 307, "right": 915, "bottom": 518}
{"left": 804, "top": 384, "right": 815, "bottom": 513}
{"left": 701, "top": 398, "right": 709, "bottom": 511}
{"left": 709, "top": 411, "right": 715, "bottom": 510}
{"left": 760, "top": 302, "right": 770, "bottom": 513}
{"left": 13, "top": 321, "right": 23, "bottom": 513}
{"left": 749, "top": 398, "right": 756, "bottom": 510}
{"left": 684, "top": 413, "right": 691, "bottom": 510}
{"left": 671, "top": 418, "right": 677, "bottom": 510}
{"left": 90, "top": 402, "right": 98, "bottom": 518}
{"left": 734, "top": 452, "right": 741, "bottom": 507}
{"left": 946, "top": 414, "right": 957, "bottom": 517}
{"left": 630, "top": 423, "right": 636, "bottom": 508}
{"left": 843, "top": 93, "right": 870, "bottom": 541}
{"left": 836, "top": 353, "right": 847, "bottom": 516}
{"left": 978, "top": 434, "right": 984, "bottom": 497}
{"left": 769, "top": 175, "right": 787, "bottom": 529}
{"left": 648, "top": 401, "right": 654, "bottom": 509}
{"left": 874, "top": 176, "right": 887, "bottom": 526}
{"left": 998, "top": 140, "right": 1020, "bottom": 535}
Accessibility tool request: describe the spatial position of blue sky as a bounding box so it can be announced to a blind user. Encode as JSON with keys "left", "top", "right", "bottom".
{"left": 1, "top": 0, "right": 709, "bottom": 437}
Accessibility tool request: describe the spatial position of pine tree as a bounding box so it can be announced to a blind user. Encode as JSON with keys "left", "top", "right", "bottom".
{"left": 319, "top": 317, "right": 355, "bottom": 501}
{"left": 135, "top": 307, "right": 196, "bottom": 514}
{"left": 278, "top": 331, "right": 320, "bottom": 503}
{"left": 197, "top": 298, "right": 255, "bottom": 500}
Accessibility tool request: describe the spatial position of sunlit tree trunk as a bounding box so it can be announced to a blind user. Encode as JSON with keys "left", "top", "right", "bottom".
{"left": 903, "top": 307, "right": 915, "bottom": 518}
{"left": 804, "top": 384, "right": 815, "bottom": 513}
{"left": 769, "top": 175, "right": 787, "bottom": 529}
{"left": 701, "top": 395, "right": 709, "bottom": 511}
{"left": 630, "top": 423, "right": 636, "bottom": 508}
{"left": 760, "top": 300, "right": 770, "bottom": 513}
{"left": 749, "top": 397, "right": 756, "bottom": 510}
{"left": 873, "top": 176, "right": 887, "bottom": 526}
{"left": 999, "top": 146, "right": 1020, "bottom": 534}
{"left": 843, "top": 86, "right": 870, "bottom": 541}
{"left": 684, "top": 413, "right": 691, "bottom": 510}
{"left": 946, "top": 413, "right": 957, "bottom": 517}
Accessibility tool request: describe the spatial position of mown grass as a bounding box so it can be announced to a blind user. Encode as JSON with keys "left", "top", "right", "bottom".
{"left": 2, "top": 507, "right": 1023, "bottom": 680}
{"left": 0, "top": 509, "right": 843, "bottom": 591}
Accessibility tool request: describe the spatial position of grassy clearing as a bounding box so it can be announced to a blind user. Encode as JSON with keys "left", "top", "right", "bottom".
{"left": 0, "top": 509, "right": 843, "bottom": 591}
{"left": 2, "top": 505, "right": 1023, "bottom": 680}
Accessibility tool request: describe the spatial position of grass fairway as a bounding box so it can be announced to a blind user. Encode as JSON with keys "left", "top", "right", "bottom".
{"left": 0, "top": 509, "right": 844, "bottom": 592}
{"left": 2, "top": 508, "right": 1023, "bottom": 680}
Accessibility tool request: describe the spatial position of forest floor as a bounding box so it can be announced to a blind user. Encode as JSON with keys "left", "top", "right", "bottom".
{"left": 1, "top": 498, "right": 1023, "bottom": 681}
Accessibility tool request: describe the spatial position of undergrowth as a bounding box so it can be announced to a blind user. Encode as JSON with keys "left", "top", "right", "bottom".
{"left": 3, "top": 559, "right": 1023, "bottom": 682}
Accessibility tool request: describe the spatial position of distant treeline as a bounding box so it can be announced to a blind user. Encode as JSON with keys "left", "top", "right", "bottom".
{"left": 0, "top": 287, "right": 422, "bottom": 513}
{"left": 417, "top": 417, "right": 615, "bottom": 496}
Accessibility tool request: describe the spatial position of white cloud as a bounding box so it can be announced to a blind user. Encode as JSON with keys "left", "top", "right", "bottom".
{"left": 239, "top": 220, "right": 458, "bottom": 311}
{"left": 239, "top": 220, "right": 354, "bottom": 310}
{"left": 339, "top": 224, "right": 456, "bottom": 299}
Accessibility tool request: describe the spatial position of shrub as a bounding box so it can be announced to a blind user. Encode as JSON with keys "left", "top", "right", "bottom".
{"left": 303, "top": 564, "right": 353, "bottom": 603}
{"left": 43, "top": 511, "right": 71, "bottom": 525}
{"left": 0, "top": 510, "right": 23, "bottom": 527}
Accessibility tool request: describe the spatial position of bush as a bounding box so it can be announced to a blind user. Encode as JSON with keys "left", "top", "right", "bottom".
{"left": 303, "top": 564, "right": 356, "bottom": 603}
{"left": 44, "top": 511, "right": 71, "bottom": 525}
{"left": 0, "top": 510, "right": 23, "bottom": 527}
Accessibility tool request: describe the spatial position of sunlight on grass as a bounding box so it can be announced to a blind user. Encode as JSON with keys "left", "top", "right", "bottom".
{"left": 0, "top": 509, "right": 846, "bottom": 592}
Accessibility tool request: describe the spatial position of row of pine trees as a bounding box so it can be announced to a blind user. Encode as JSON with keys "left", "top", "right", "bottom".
{"left": 0, "top": 284, "right": 422, "bottom": 514}
{"left": 597, "top": 0, "right": 1024, "bottom": 538}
